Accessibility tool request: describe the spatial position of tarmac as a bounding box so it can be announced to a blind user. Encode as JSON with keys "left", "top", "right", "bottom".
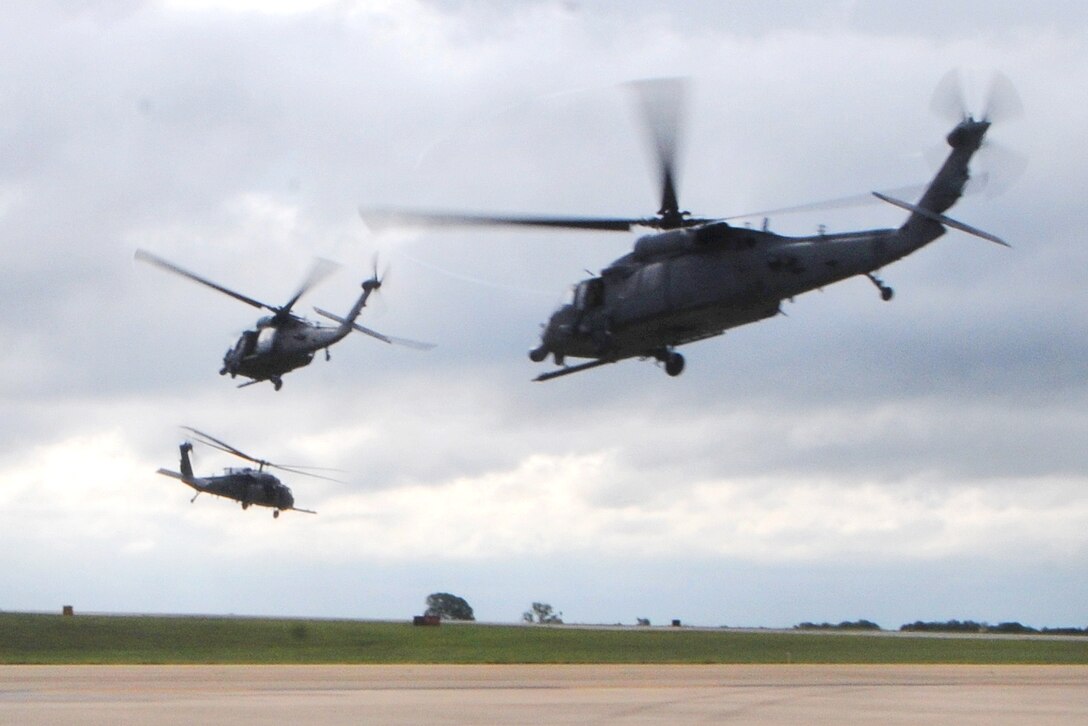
{"left": 2, "top": 664, "right": 1086, "bottom": 725}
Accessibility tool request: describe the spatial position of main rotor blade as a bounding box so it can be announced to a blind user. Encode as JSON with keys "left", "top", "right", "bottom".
{"left": 361, "top": 207, "right": 637, "bottom": 232}
{"left": 181, "top": 427, "right": 264, "bottom": 467}
{"left": 183, "top": 427, "right": 342, "bottom": 482}
{"left": 722, "top": 183, "right": 929, "bottom": 222}
{"left": 278, "top": 257, "right": 340, "bottom": 316}
{"left": 267, "top": 462, "right": 344, "bottom": 484}
{"left": 629, "top": 77, "right": 688, "bottom": 223}
{"left": 135, "top": 249, "right": 274, "bottom": 312}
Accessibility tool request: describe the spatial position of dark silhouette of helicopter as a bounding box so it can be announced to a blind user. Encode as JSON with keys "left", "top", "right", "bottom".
{"left": 154, "top": 427, "right": 336, "bottom": 518}
{"left": 362, "top": 74, "right": 1018, "bottom": 381}
{"left": 135, "top": 250, "right": 433, "bottom": 390}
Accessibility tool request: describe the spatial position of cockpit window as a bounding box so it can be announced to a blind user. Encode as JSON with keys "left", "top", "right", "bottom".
{"left": 574, "top": 278, "right": 604, "bottom": 310}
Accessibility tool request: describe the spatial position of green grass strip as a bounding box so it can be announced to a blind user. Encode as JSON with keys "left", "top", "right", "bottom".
{"left": 2, "top": 613, "right": 1086, "bottom": 665}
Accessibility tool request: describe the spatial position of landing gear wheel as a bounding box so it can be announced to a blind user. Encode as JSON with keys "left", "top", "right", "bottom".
{"left": 529, "top": 347, "right": 548, "bottom": 363}
{"left": 866, "top": 272, "right": 894, "bottom": 302}
{"left": 665, "top": 352, "right": 685, "bottom": 377}
{"left": 272, "top": 377, "right": 283, "bottom": 391}
{"left": 273, "top": 510, "right": 280, "bottom": 519}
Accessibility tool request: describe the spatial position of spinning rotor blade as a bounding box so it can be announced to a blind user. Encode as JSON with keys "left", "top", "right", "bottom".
{"left": 361, "top": 77, "right": 702, "bottom": 234}
{"left": 182, "top": 427, "right": 345, "bottom": 483}
{"left": 982, "top": 71, "right": 1023, "bottom": 123}
{"left": 135, "top": 249, "right": 273, "bottom": 311}
{"left": 266, "top": 463, "right": 344, "bottom": 484}
{"left": 973, "top": 140, "right": 1028, "bottom": 198}
{"left": 361, "top": 207, "right": 637, "bottom": 232}
{"left": 931, "top": 69, "right": 1023, "bottom": 124}
{"left": 182, "top": 427, "right": 265, "bottom": 466}
{"left": 629, "top": 77, "right": 688, "bottom": 225}
{"left": 722, "top": 183, "right": 929, "bottom": 222}
{"left": 929, "top": 70, "right": 1025, "bottom": 197}
{"left": 931, "top": 69, "right": 968, "bottom": 123}
{"left": 278, "top": 257, "right": 340, "bottom": 317}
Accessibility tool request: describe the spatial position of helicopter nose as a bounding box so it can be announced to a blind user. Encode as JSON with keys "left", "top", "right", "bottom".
{"left": 222, "top": 345, "right": 241, "bottom": 374}
{"left": 542, "top": 306, "right": 575, "bottom": 345}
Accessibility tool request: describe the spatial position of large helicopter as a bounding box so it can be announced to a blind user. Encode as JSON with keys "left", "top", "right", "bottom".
{"left": 135, "top": 250, "right": 433, "bottom": 390}
{"left": 154, "top": 427, "right": 334, "bottom": 518}
{"left": 363, "top": 74, "right": 1018, "bottom": 381}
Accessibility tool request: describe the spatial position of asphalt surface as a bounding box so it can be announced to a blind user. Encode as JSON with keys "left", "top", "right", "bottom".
{"left": 2, "top": 664, "right": 1086, "bottom": 725}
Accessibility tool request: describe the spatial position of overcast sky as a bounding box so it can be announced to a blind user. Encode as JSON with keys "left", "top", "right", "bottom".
{"left": 2, "top": 0, "right": 1086, "bottom": 629}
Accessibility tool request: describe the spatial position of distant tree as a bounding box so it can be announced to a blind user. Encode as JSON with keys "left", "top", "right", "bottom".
{"left": 900, "top": 620, "right": 984, "bottom": 633}
{"left": 1041, "top": 626, "right": 1088, "bottom": 636}
{"left": 794, "top": 620, "right": 881, "bottom": 631}
{"left": 522, "top": 602, "right": 563, "bottom": 624}
{"left": 636, "top": 618, "right": 651, "bottom": 627}
{"left": 425, "top": 592, "right": 475, "bottom": 621}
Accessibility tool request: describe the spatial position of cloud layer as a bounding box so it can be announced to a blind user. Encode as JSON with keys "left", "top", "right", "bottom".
{"left": 1, "top": 0, "right": 1085, "bottom": 627}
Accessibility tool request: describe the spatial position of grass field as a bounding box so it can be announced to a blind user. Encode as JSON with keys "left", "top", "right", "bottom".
{"left": 2, "top": 612, "right": 1086, "bottom": 665}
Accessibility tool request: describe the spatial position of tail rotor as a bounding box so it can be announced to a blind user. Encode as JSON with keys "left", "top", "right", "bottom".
{"left": 929, "top": 69, "right": 1026, "bottom": 196}
{"left": 930, "top": 69, "right": 1023, "bottom": 124}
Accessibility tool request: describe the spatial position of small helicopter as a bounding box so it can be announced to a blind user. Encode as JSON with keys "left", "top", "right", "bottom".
{"left": 135, "top": 250, "right": 433, "bottom": 390}
{"left": 363, "top": 74, "right": 1018, "bottom": 381}
{"left": 154, "top": 427, "right": 335, "bottom": 518}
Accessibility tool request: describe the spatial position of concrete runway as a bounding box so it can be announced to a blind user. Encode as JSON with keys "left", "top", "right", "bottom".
{"left": 2, "top": 664, "right": 1086, "bottom": 725}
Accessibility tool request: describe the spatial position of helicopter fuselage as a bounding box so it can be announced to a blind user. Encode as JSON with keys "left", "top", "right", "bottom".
{"left": 199, "top": 469, "right": 296, "bottom": 511}
{"left": 530, "top": 116, "right": 993, "bottom": 379}
{"left": 135, "top": 250, "right": 394, "bottom": 391}
{"left": 156, "top": 440, "right": 311, "bottom": 517}
{"left": 218, "top": 279, "right": 382, "bottom": 389}
{"left": 539, "top": 224, "right": 907, "bottom": 361}
{"left": 221, "top": 316, "right": 350, "bottom": 384}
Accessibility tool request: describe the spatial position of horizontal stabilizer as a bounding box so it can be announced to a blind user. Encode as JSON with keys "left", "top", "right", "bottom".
{"left": 155, "top": 468, "right": 207, "bottom": 490}
{"left": 873, "top": 192, "right": 1010, "bottom": 247}
{"left": 313, "top": 307, "right": 435, "bottom": 350}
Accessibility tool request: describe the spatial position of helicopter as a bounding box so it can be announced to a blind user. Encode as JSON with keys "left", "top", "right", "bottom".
{"left": 362, "top": 74, "right": 1018, "bottom": 381}
{"left": 154, "top": 427, "right": 334, "bottom": 518}
{"left": 135, "top": 249, "right": 434, "bottom": 390}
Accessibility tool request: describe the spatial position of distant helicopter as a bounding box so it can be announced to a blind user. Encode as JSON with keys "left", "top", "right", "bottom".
{"left": 135, "top": 250, "right": 434, "bottom": 390}
{"left": 363, "top": 73, "right": 1018, "bottom": 381}
{"left": 155, "top": 427, "right": 335, "bottom": 518}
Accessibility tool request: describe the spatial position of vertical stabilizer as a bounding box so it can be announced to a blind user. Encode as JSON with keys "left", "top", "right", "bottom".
{"left": 334, "top": 278, "right": 381, "bottom": 338}
{"left": 180, "top": 442, "right": 194, "bottom": 480}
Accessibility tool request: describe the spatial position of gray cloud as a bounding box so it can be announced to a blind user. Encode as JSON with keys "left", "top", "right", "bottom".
{"left": 1, "top": 0, "right": 1086, "bottom": 627}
